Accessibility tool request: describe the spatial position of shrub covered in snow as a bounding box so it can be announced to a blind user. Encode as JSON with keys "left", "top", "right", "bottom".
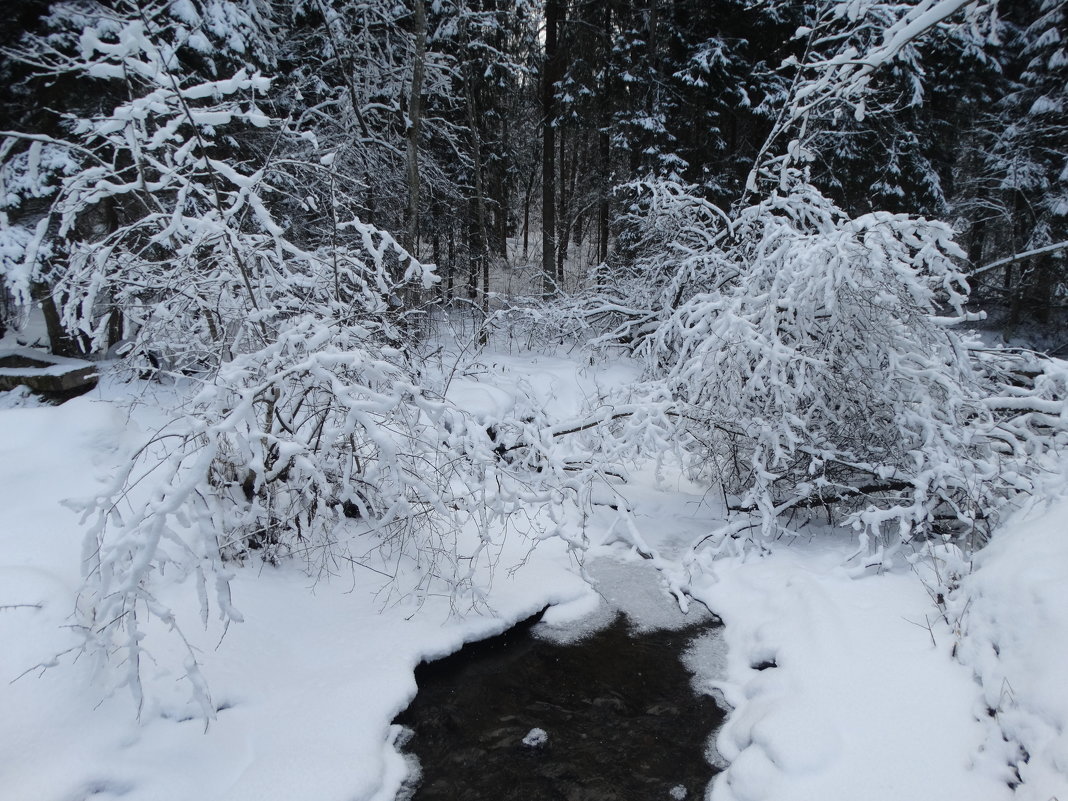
{"left": 0, "top": 0, "right": 560, "bottom": 718}
{"left": 563, "top": 174, "right": 1067, "bottom": 563}
{"left": 654, "top": 180, "right": 1005, "bottom": 549}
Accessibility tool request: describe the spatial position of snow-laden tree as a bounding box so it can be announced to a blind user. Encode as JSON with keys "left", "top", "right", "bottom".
{"left": 0, "top": 0, "right": 280, "bottom": 354}
{"left": 650, "top": 178, "right": 1016, "bottom": 556}
{"left": 278, "top": 0, "right": 438, "bottom": 238}
{"left": 962, "top": 0, "right": 1068, "bottom": 325}
{"left": 573, "top": 178, "right": 1067, "bottom": 568}
{"left": 742, "top": 0, "right": 998, "bottom": 202}
{"left": 543, "top": 0, "right": 1068, "bottom": 564}
{"left": 559, "top": 178, "right": 736, "bottom": 347}
{"left": 0, "top": 0, "right": 512, "bottom": 719}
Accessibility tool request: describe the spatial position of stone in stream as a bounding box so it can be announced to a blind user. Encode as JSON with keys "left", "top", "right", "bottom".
{"left": 522, "top": 727, "right": 549, "bottom": 748}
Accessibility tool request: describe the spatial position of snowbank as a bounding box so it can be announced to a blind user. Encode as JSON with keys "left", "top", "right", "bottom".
{"left": 957, "top": 493, "right": 1068, "bottom": 801}
{"left": 3, "top": 345, "right": 1066, "bottom": 801}
{"left": 0, "top": 371, "right": 594, "bottom": 801}
{"left": 687, "top": 541, "right": 1012, "bottom": 801}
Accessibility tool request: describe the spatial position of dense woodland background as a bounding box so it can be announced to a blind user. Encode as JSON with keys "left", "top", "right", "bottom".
{"left": 0, "top": 0, "right": 1066, "bottom": 716}
{"left": 1, "top": 0, "right": 1066, "bottom": 349}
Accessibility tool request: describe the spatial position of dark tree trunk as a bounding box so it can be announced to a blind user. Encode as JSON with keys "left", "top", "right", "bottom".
{"left": 522, "top": 160, "right": 537, "bottom": 261}
{"left": 598, "top": 2, "right": 613, "bottom": 265}
{"left": 404, "top": 0, "right": 427, "bottom": 253}
{"left": 463, "top": 64, "right": 492, "bottom": 319}
{"left": 32, "top": 283, "right": 82, "bottom": 357}
{"left": 541, "top": 0, "right": 563, "bottom": 294}
{"left": 556, "top": 126, "right": 567, "bottom": 284}
{"left": 598, "top": 127, "right": 610, "bottom": 264}
{"left": 447, "top": 225, "right": 456, "bottom": 299}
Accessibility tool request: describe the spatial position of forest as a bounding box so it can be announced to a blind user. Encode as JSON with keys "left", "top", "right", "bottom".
{"left": 0, "top": 1, "right": 1067, "bottom": 800}
{"left": 2, "top": 0, "right": 1066, "bottom": 340}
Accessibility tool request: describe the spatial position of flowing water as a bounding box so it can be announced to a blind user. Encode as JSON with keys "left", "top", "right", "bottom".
{"left": 393, "top": 584, "right": 726, "bottom": 801}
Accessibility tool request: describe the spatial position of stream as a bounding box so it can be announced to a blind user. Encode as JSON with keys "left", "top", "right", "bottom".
{"left": 392, "top": 559, "right": 728, "bottom": 801}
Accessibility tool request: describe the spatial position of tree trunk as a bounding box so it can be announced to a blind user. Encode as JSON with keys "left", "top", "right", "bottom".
{"left": 32, "top": 283, "right": 82, "bottom": 357}
{"left": 598, "top": 127, "right": 610, "bottom": 263}
{"left": 556, "top": 126, "right": 567, "bottom": 284}
{"left": 463, "top": 65, "right": 492, "bottom": 321}
{"left": 447, "top": 225, "right": 455, "bottom": 299}
{"left": 522, "top": 153, "right": 538, "bottom": 260}
{"left": 597, "top": 2, "right": 612, "bottom": 265}
{"left": 404, "top": 0, "right": 427, "bottom": 253}
{"left": 1008, "top": 190, "right": 1025, "bottom": 327}
{"left": 541, "top": 0, "right": 563, "bottom": 294}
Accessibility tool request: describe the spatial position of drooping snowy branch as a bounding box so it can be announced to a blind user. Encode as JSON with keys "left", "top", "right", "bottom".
{"left": 745, "top": 0, "right": 997, "bottom": 196}
{"left": 571, "top": 171, "right": 1067, "bottom": 564}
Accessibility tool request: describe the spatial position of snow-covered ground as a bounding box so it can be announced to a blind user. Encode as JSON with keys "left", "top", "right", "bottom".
{"left": 692, "top": 544, "right": 1012, "bottom": 801}
{"left": 0, "top": 381, "right": 592, "bottom": 801}
{"left": 956, "top": 491, "right": 1068, "bottom": 801}
{"left": 1, "top": 343, "right": 1066, "bottom": 801}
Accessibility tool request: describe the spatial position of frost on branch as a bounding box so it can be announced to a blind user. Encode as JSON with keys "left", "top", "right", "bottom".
{"left": 75, "top": 315, "right": 624, "bottom": 717}
{"left": 0, "top": 2, "right": 481, "bottom": 719}
{"left": 546, "top": 179, "right": 735, "bottom": 350}
{"left": 77, "top": 319, "right": 470, "bottom": 719}
{"left": 618, "top": 178, "right": 1030, "bottom": 559}
{"left": 533, "top": 173, "right": 1055, "bottom": 562}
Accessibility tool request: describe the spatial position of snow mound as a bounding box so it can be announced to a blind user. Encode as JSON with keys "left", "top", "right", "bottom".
{"left": 689, "top": 543, "right": 1011, "bottom": 801}
{"left": 0, "top": 385, "right": 43, "bottom": 409}
{"left": 957, "top": 493, "right": 1068, "bottom": 801}
{"left": 534, "top": 555, "right": 713, "bottom": 644}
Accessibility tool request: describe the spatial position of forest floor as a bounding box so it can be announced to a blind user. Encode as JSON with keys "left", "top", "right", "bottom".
{"left": 0, "top": 334, "right": 1065, "bottom": 801}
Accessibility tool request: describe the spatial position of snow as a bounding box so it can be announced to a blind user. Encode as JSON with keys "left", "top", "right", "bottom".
{"left": 583, "top": 555, "right": 710, "bottom": 633}
{"left": 1, "top": 344, "right": 1066, "bottom": 801}
{"left": 686, "top": 538, "right": 1012, "bottom": 801}
{"left": 956, "top": 489, "right": 1068, "bottom": 801}
{"left": 521, "top": 727, "right": 549, "bottom": 748}
{"left": 0, "top": 347, "right": 97, "bottom": 377}
{"left": 0, "top": 385, "right": 43, "bottom": 409}
{"left": 0, "top": 371, "right": 592, "bottom": 801}
{"left": 1, "top": 0, "right": 1061, "bottom": 795}
{"left": 572, "top": 464, "right": 1028, "bottom": 801}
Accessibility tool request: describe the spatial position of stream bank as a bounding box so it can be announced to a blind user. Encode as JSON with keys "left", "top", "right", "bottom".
{"left": 393, "top": 557, "right": 728, "bottom": 801}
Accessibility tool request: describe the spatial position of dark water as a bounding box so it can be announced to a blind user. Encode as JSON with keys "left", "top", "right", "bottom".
{"left": 393, "top": 612, "right": 725, "bottom": 801}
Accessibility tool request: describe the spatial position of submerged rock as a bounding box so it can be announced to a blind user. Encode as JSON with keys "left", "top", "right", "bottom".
{"left": 522, "top": 727, "right": 549, "bottom": 748}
